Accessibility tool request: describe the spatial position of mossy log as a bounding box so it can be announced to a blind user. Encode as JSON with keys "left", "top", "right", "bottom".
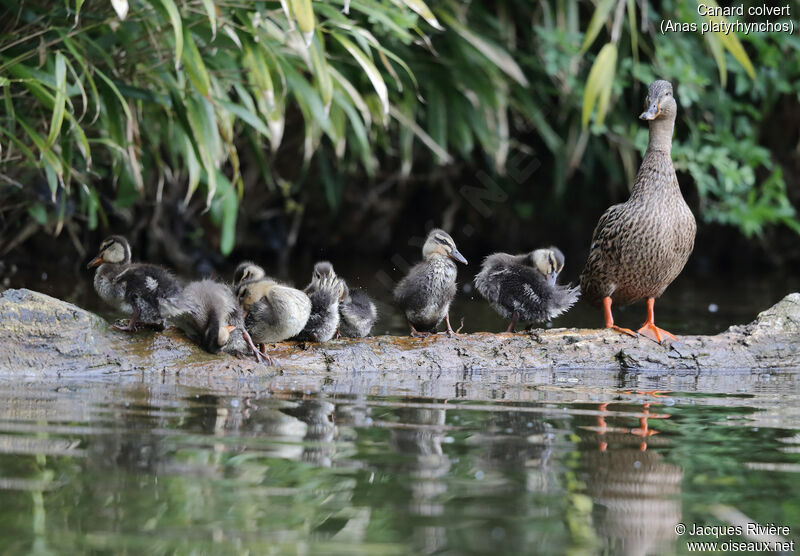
{"left": 0, "top": 289, "right": 798, "bottom": 379}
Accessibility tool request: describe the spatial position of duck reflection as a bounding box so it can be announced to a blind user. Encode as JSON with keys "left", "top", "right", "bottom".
{"left": 580, "top": 397, "right": 683, "bottom": 556}
{"left": 281, "top": 400, "right": 337, "bottom": 467}
{"left": 390, "top": 405, "right": 451, "bottom": 554}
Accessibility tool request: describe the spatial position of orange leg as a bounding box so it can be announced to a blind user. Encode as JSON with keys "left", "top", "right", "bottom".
{"left": 603, "top": 297, "right": 636, "bottom": 337}
{"left": 637, "top": 298, "right": 677, "bottom": 343}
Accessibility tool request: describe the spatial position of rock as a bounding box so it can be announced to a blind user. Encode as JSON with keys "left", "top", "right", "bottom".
{"left": 0, "top": 288, "right": 798, "bottom": 378}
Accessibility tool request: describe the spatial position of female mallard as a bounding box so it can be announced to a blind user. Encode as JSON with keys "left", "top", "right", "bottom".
{"left": 294, "top": 264, "right": 343, "bottom": 342}
{"left": 236, "top": 277, "right": 312, "bottom": 359}
{"left": 170, "top": 279, "right": 264, "bottom": 361}
{"left": 87, "top": 235, "right": 182, "bottom": 331}
{"left": 580, "top": 80, "right": 696, "bottom": 343}
{"left": 305, "top": 261, "right": 377, "bottom": 338}
{"left": 475, "top": 247, "right": 580, "bottom": 332}
{"left": 394, "top": 229, "right": 468, "bottom": 337}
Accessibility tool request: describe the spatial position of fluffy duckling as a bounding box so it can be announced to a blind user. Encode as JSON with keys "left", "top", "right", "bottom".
{"left": 394, "top": 229, "right": 468, "bottom": 337}
{"left": 475, "top": 247, "right": 580, "bottom": 332}
{"left": 236, "top": 278, "right": 312, "bottom": 356}
{"left": 305, "top": 262, "right": 377, "bottom": 338}
{"left": 233, "top": 261, "right": 265, "bottom": 286}
{"left": 87, "top": 235, "right": 182, "bottom": 331}
{"left": 294, "top": 265, "right": 344, "bottom": 342}
{"left": 169, "top": 280, "right": 264, "bottom": 361}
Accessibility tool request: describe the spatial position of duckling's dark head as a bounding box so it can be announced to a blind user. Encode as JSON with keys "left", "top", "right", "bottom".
{"left": 234, "top": 261, "right": 265, "bottom": 286}
{"left": 87, "top": 235, "right": 131, "bottom": 268}
{"left": 312, "top": 261, "right": 336, "bottom": 281}
{"left": 422, "top": 229, "right": 468, "bottom": 265}
{"left": 204, "top": 323, "right": 237, "bottom": 353}
{"left": 640, "top": 80, "right": 676, "bottom": 122}
{"left": 531, "top": 247, "right": 565, "bottom": 286}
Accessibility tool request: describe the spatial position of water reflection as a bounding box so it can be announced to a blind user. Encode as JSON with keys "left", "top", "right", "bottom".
{"left": 0, "top": 372, "right": 797, "bottom": 553}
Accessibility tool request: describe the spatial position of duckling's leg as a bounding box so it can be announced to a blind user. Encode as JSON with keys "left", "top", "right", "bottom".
{"left": 407, "top": 318, "right": 430, "bottom": 338}
{"left": 444, "top": 313, "right": 460, "bottom": 338}
{"left": 506, "top": 311, "right": 519, "bottom": 333}
{"left": 113, "top": 308, "right": 141, "bottom": 332}
{"left": 603, "top": 297, "right": 637, "bottom": 337}
{"left": 636, "top": 298, "right": 677, "bottom": 343}
{"left": 243, "top": 330, "right": 273, "bottom": 365}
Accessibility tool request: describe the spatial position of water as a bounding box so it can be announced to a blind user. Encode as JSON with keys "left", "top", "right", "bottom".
{"left": 1, "top": 370, "right": 799, "bottom": 554}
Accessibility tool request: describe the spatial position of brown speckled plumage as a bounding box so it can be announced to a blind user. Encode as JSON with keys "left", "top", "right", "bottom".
{"left": 580, "top": 80, "right": 696, "bottom": 307}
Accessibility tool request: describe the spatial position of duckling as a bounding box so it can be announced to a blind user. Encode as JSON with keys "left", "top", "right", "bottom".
{"left": 475, "top": 247, "right": 580, "bottom": 332}
{"left": 394, "top": 229, "right": 468, "bottom": 337}
{"left": 294, "top": 265, "right": 343, "bottom": 342}
{"left": 304, "top": 262, "right": 377, "bottom": 338}
{"left": 87, "top": 235, "right": 182, "bottom": 331}
{"left": 580, "top": 80, "right": 696, "bottom": 343}
{"left": 236, "top": 278, "right": 312, "bottom": 356}
{"left": 233, "top": 261, "right": 265, "bottom": 286}
{"left": 169, "top": 279, "right": 265, "bottom": 361}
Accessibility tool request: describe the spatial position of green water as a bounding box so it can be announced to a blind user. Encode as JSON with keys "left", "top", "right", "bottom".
{"left": 0, "top": 370, "right": 798, "bottom": 554}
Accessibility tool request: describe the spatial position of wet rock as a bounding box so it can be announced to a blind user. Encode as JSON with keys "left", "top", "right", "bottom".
{"left": 0, "top": 289, "right": 798, "bottom": 377}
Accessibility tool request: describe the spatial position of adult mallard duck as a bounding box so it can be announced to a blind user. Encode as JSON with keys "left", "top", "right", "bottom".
{"left": 394, "top": 229, "right": 468, "bottom": 337}
{"left": 294, "top": 264, "right": 343, "bottom": 342}
{"left": 580, "top": 79, "right": 696, "bottom": 343}
{"left": 87, "top": 235, "right": 182, "bottom": 331}
{"left": 304, "top": 261, "right": 377, "bottom": 338}
{"left": 236, "top": 277, "right": 312, "bottom": 359}
{"left": 475, "top": 247, "right": 580, "bottom": 332}
{"left": 169, "top": 279, "right": 264, "bottom": 361}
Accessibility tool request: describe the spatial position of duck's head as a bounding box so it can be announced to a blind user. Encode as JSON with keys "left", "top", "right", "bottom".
{"left": 87, "top": 235, "right": 131, "bottom": 268}
{"left": 422, "top": 229, "right": 468, "bottom": 264}
{"left": 236, "top": 278, "right": 276, "bottom": 312}
{"left": 531, "top": 247, "right": 565, "bottom": 286}
{"left": 640, "top": 80, "right": 675, "bottom": 121}
{"left": 234, "top": 261, "right": 265, "bottom": 285}
{"left": 205, "top": 323, "right": 238, "bottom": 353}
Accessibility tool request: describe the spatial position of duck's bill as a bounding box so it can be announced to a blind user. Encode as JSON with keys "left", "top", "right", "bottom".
{"left": 86, "top": 257, "right": 103, "bottom": 269}
{"left": 450, "top": 249, "right": 468, "bottom": 265}
{"left": 225, "top": 325, "right": 237, "bottom": 333}
{"left": 640, "top": 102, "right": 661, "bottom": 120}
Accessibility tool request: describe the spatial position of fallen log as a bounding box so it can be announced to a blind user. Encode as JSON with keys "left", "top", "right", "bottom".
{"left": 0, "top": 288, "right": 798, "bottom": 378}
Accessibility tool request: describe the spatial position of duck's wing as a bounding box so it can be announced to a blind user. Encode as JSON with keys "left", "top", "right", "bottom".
{"left": 393, "top": 261, "right": 430, "bottom": 310}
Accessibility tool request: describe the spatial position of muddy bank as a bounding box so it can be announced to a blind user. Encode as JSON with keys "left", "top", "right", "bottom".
{"left": 0, "top": 288, "right": 798, "bottom": 378}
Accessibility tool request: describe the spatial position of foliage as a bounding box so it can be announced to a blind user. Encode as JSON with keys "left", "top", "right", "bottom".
{"left": 0, "top": 0, "right": 798, "bottom": 256}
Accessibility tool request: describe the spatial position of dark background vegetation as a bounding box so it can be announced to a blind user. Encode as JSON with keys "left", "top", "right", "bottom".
{"left": 0, "top": 0, "right": 798, "bottom": 287}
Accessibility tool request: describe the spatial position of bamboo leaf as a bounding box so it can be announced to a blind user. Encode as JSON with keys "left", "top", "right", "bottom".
{"left": 309, "top": 32, "right": 333, "bottom": 111}
{"left": 390, "top": 105, "right": 453, "bottom": 163}
{"left": 182, "top": 29, "right": 211, "bottom": 96}
{"left": 149, "top": 0, "right": 183, "bottom": 69}
{"left": 332, "top": 32, "right": 389, "bottom": 121}
{"left": 626, "top": 0, "right": 638, "bottom": 64}
{"left": 401, "top": 0, "right": 444, "bottom": 30}
{"left": 200, "top": 0, "right": 217, "bottom": 39}
{"left": 289, "top": 0, "right": 315, "bottom": 46}
{"left": 580, "top": 0, "right": 616, "bottom": 53}
{"left": 438, "top": 12, "right": 528, "bottom": 87}
{"left": 582, "top": 42, "right": 617, "bottom": 128}
{"left": 216, "top": 99, "right": 271, "bottom": 137}
{"left": 47, "top": 52, "right": 67, "bottom": 148}
{"left": 328, "top": 66, "right": 372, "bottom": 128}
{"left": 701, "top": 0, "right": 755, "bottom": 79}
{"left": 705, "top": 33, "right": 727, "bottom": 86}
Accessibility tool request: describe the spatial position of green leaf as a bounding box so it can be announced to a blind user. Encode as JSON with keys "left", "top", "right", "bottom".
{"left": 182, "top": 28, "right": 211, "bottom": 96}
{"left": 47, "top": 52, "right": 67, "bottom": 148}
{"left": 580, "top": 0, "right": 616, "bottom": 53}
{"left": 390, "top": 105, "right": 452, "bottom": 163}
{"left": 626, "top": 0, "right": 638, "bottom": 64}
{"left": 288, "top": 0, "right": 315, "bottom": 46}
{"left": 216, "top": 99, "right": 271, "bottom": 137}
{"left": 28, "top": 204, "right": 48, "bottom": 225}
{"left": 701, "top": 0, "right": 755, "bottom": 79}
{"left": 309, "top": 32, "right": 333, "bottom": 111}
{"left": 332, "top": 32, "right": 389, "bottom": 121}
{"left": 400, "top": 0, "right": 444, "bottom": 30}
{"left": 438, "top": 12, "right": 528, "bottom": 87}
{"left": 705, "top": 33, "right": 727, "bottom": 86}
{"left": 149, "top": 0, "right": 183, "bottom": 69}
{"left": 200, "top": 0, "right": 217, "bottom": 38}
{"left": 582, "top": 42, "right": 617, "bottom": 128}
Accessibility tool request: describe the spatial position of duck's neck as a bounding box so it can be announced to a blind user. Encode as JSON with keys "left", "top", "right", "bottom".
{"left": 646, "top": 116, "right": 675, "bottom": 155}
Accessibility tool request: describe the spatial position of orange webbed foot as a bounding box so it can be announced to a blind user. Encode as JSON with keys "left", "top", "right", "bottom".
{"left": 637, "top": 322, "right": 677, "bottom": 344}
{"left": 608, "top": 324, "right": 637, "bottom": 338}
